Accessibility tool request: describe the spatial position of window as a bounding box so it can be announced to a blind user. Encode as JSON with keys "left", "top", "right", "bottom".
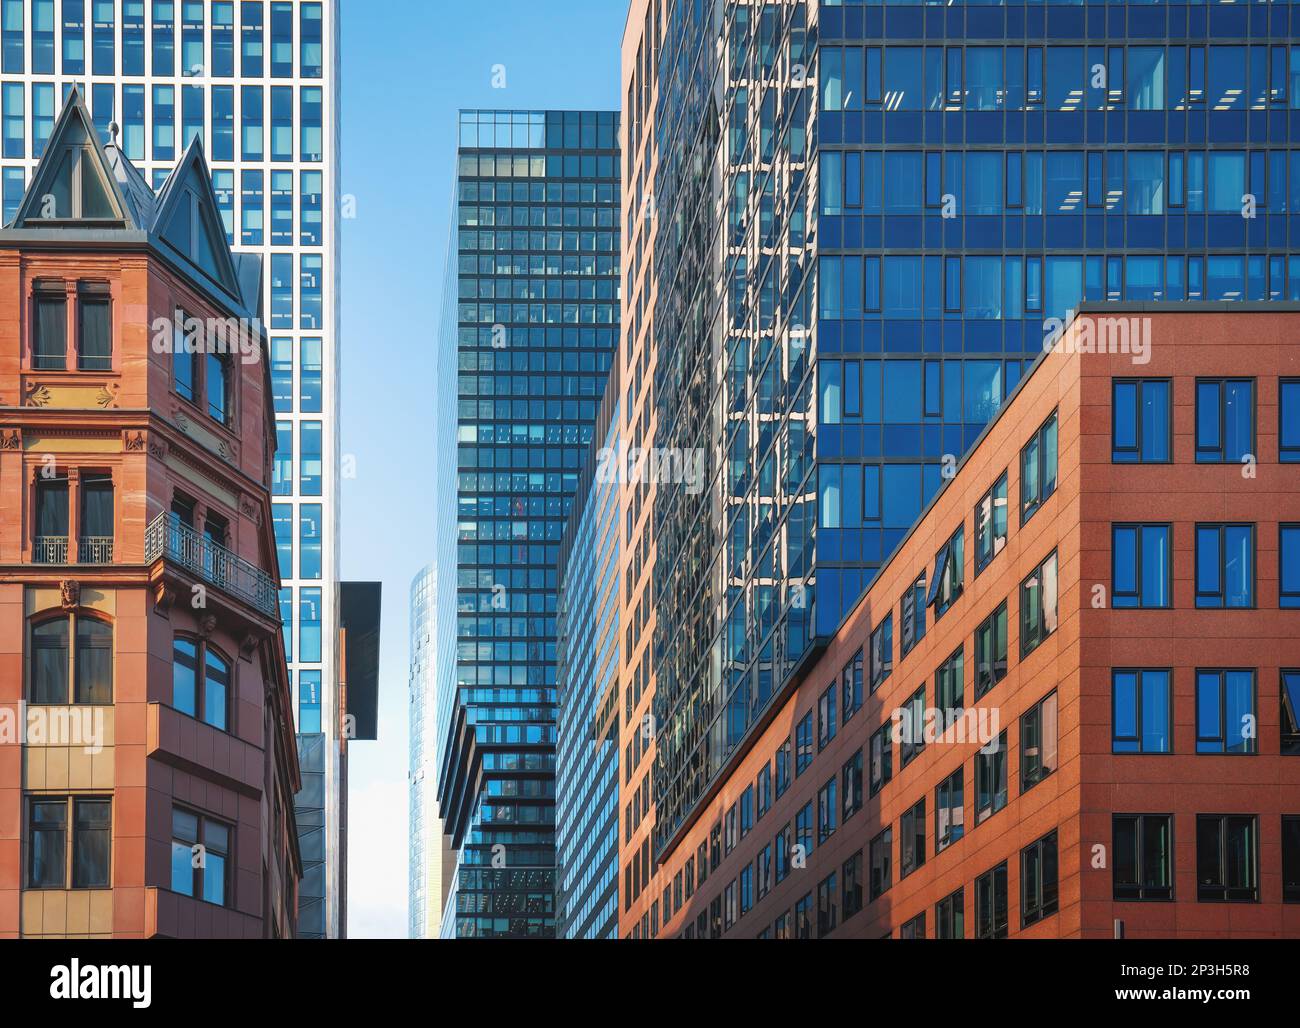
{"left": 1283, "top": 671, "right": 1300, "bottom": 757}
{"left": 795, "top": 711, "right": 813, "bottom": 775}
{"left": 774, "top": 739, "right": 790, "bottom": 798}
{"left": 841, "top": 648, "right": 863, "bottom": 723}
{"left": 793, "top": 893, "right": 812, "bottom": 940}
{"left": 935, "top": 768, "right": 964, "bottom": 853}
{"left": 1021, "top": 831, "right": 1059, "bottom": 927}
{"left": 900, "top": 573, "right": 926, "bottom": 657}
{"left": 1195, "top": 524, "right": 1254, "bottom": 609}
{"left": 1284, "top": 817, "right": 1300, "bottom": 903}
{"left": 1112, "top": 669, "right": 1171, "bottom": 754}
{"left": 1113, "top": 524, "right": 1171, "bottom": 609}
{"left": 171, "top": 636, "right": 230, "bottom": 731}
{"left": 300, "top": 421, "right": 323, "bottom": 496}
{"left": 1195, "top": 378, "right": 1254, "bottom": 463}
{"left": 900, "top": 798, "right": 926, "bottom": 879}
{"left": 816, "top": 872, "right": 838, "bottom": 937}
{"left": 34, "top": 287, "right": 67, "bottom": 369}
{"left": 795, "top": 802, "right": 814, "bottom": 860}
{"left": 739, "top": 789, "right": 754, "bottom": 838}
{"left": 1281, "top": 526, "right": 1300, "bottom": 610}
{"left": 29, "top": 613, "right": 111, "bottom": 705}
{"left": 1281, "top": 379, "right": 1300, "bottom": 464}
{"left": 869, "top": 827, "right": 892, "bottom": 901}
{"left": 936, "top": 888, "right": 964, "bottom": 939}
{"left": 842, "top": 852, "right": 863, "bottom": 919}
{"left": 206, "top": 352, "right": 231, "bottom": 425}
{"left": 817, "top": 684, "right": 836, "bottom": 751}
{"left": 975, "top": 473, "right": 1008, "bottom": 573}
{"left": 817, "top": 777, "right": 837, "bottom": 844}
{"left": 1113, "top": 814, "right": 1173, "bottom": 901}
{"left": 739, "top": 865, "right": 753, "bottom": 916}
{"left": 974, "top": 602, "right": 1008, "bottom": 699}
{"left": 869, "top": 723, "right": 892, "bottom": 797}
{"left": 1020, "top": 411, "right": 1058, "bottom": 525}
{"left": 172, "top": 310, "right": 198, "bottom": 403}
{"left": 841, "top": 750, "right": 863, "bottom": 822}
{"left": 1196, "top": 815, "right": 1258, "bottom": 902}
{"left": 775, "top": 823, "right": 791, "bottom": 884}
{"left": 936, "top": 645, "right": 963, "bottom": 718}
{"left": 1020, "top": 551, "right": 1059, "bottom": 657}
{"left": 34, "top": 475, "right": 69, "bottom": 564}
{"left": 975, "top": 862, "right": 1008, "bottom": 939}
{"left": 1113, "top": 379, "right": 1171, "bottom": 463}
{"left": 899, "top": 684, "right": 926, "bottom": 768}
{"left": 75, "top": 287, "right": 111, "bottom": 372}
{"left": 976, "top": 730, "right": 1008, "bottom": 824}
{"left": 868, "top": 614, "right": 892, "bottom": 692}
{"left": 899, "top": 912, "right": 925, "bottom": 940}
{"left": 927, "top": 525, "right": 964, "bottom": 619}
{"left": 170, "top": 807, "right": 231, "bottom": 906}
{"left": 26, "top": 796, "right": 110, "bottom": 889}
{"left": 724, "top": 805, "right": 736, "bottom": 856}
{"left": 756, "top": 846, "right": 771, "bottom": 900}
{"left": 1021, "top": 691, "right": 1058, "bottom": 791}
{"left": 1196, "top": 669, "right": 1256, "bottom": 755}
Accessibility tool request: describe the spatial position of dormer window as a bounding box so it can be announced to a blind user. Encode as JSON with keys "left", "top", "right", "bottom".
{"left": 44, "top": 144, "right": 117, "bottom": 220}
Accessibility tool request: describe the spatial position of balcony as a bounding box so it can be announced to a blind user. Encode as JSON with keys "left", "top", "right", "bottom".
{"left": 78, "top": 537, "right": 114, "bottom": 564}
{"left": 33, "top": 536, "right": 69, "bottom": 564}
{"left": 145, "top": 513, "right": 278, "bottom": 620}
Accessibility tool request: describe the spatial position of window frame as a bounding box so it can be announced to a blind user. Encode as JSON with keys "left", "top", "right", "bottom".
{"left": 974, "top": 471, "right": 1009, "bottom": 575}
{"left": 1194, "top": 668, "right": 1257, "bottom": 756}
{"left": 171, "top": 633, "right": 233, "bottom": 732}
{"left": 1112, "top": 813, "right": 1174, "bottom": 902}
{"left": 27, "top": 610, "right": 114, "bottom": 706}
{"left": 974, "top": 861, "right": 1008, "bottom": 939}
{"left": 1021, "top": 830, "right": 1060, "bottom": 928}
{"left": 1020, "top": 410, "right": 1058, "bottom": 526}
{"left": 1195, "top": 813, "right": 1259, "bottom": 903}
{"left": 170, "top": 805, "right": 233, "bottom": 907}
{"left": 1194, "top": 523, "right": 1255, "bottom": 610}
{"left": 25, "top": 794, "right": 112, "bottom": 890}
{"left": 1019, "top": 550, "right": 1059, "bottom": 658}
{"left": 1112, "top": 377, "right": 1172, "bottom": 464}
{"left": 1112, "top": 523, "right": 1172, "bottom": 610}
{"left": 1194, "top": 376, "right": 1255, "bottom": 465}
{"left": 1111, "top": 668, "right": 1172, "bottom": 755}
{"left": 1020, "top": 690, "right": 1058, "bottom": 792}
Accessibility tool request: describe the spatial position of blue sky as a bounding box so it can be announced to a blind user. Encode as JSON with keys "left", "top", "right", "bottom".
{"left": 339, "top": 0, "right": 627, "bottom": 937}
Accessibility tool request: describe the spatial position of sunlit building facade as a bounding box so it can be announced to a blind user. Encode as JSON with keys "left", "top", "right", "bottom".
{"left": 0, "top": 0, "right": 344, "bottom": 937}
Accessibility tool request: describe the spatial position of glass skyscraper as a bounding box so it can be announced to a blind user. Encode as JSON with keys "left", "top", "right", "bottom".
{"left": 639, "top": 0, "right": 1300, "bottom": 855}
{"left": 554, "top": 387, "right": 622, "bottom": 940}
{"left": 434, "top": 109, "right": 620, "bottom": 938}
{"left": 0, "top": 0, "right": 343, "bottom": 936}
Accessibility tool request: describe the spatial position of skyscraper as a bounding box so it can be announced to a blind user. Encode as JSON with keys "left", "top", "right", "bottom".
{"left": 620, "top": 0, "right": 1300, "bottom": 934}
{"left": 434, "top": 108, "right": 620, "bottom": 938}
{"left": 0, "top": 0, "right": 344, "bottom": 937}
{"left": 408, "top": 563, "right": 453, "bottom": 938}
{"left": 554, "top": 381, "right": 621, "bottom": 939}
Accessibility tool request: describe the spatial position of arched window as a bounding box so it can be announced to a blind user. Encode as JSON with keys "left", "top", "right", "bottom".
{"left": 29, "top": 613, "right": 112, "bottom": 705}
{"left": 172, "top": 635, "right": 230, "bottom": 731}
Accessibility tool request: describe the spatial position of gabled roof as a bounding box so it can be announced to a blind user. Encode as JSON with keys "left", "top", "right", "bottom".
{"left": 151, "top": 133, "right": 245, "bottom": 303}
{"left": 10, "top": 87, "right": 136, "bottom": 229}
{"left": 103, "top": 141, "right": 159, "bottom": 228}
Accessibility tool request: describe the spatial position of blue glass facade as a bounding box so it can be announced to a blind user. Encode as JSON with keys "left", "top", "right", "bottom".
{"left": 437, "top": 109, "right": 620, "bottom": 938}
{"left": 554, "top": 395, "right": 622, "bottom": 939}
{"left": 649, "top": 0, "right": 1300, "bottom": 853}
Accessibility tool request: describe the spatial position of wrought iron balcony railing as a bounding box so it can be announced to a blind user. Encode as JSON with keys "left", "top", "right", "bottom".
{"left": 34, "top": 536, "right": 69, "bottom": 564}
{"left": 145, "top": 513, "right": 279, "bottom": 620}
{"left": 78, "top": 537, "right": 114, "bottom": 564}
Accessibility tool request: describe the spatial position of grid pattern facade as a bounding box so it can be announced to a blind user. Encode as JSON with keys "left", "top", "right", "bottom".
{"left": 0, "top": 0, "right": 341, "bottom": 937}
{"left": 641, "top": 0, "right": 1300, "bottom": 864}
{"left": 438, "top": 108, "right": 620, "bottom": 938}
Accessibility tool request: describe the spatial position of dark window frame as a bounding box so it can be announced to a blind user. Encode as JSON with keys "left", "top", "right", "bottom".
{"left": 1112, "top": 813, "right": 1174, "bottom": 902}
{"left": 1112, "top": 377, "right": 1172, "bottom": 464}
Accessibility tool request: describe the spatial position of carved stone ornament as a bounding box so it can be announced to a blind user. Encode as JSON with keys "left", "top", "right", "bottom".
{"left": 124, "top": 431, "right": 146, "bottom": 452}
{"left": 96, "top": 383, "right": 121, "bottom": 409}
{"left": 25, "top": 384, "right": 51, "bottom": 408}
{"left": 197, "top": 614, "right": 218, "bottom": 639}
{"left": 60, "top": 579, "right": 81, "bottom": 611}
{"left": 0, "top": 430, "right": 19, "bottom": 450}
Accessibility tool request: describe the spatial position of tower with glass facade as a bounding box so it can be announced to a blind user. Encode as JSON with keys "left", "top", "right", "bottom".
{"left": 624, "top": 0, "right": 1300, "bottom": 896}
{"left": 434, "top": 109, "right": 620, "bottom": 938}
{"left": 0, "top": 0, "right": 343, "bottom": 937}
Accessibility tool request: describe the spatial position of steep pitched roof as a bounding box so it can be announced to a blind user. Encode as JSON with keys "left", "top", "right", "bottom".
{"left": 10, "top": 87, "right": 136, "bottom": 229}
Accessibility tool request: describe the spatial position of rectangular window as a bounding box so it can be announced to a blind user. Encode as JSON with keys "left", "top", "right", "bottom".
{"left": 299, "top": 421, "right": 322, "bottom": 496}
{"left": 795, "top": 802, "right": 814, "bottom": 860}
{"left": 1113, "top": 379, "right": 1171, "bottom": 463}
{"left": 900, "top": 798, "right": 925, "bottom": 879}
{"left": 936, "top": 645, "right": 963, "bottom": 717}
{"left": 935, "top": 768, "right": 963, "bottom": 853}
{"left": 841, "top": 750, "right": 863, "bottom": 823}
{"left": 842, "top": 852, "right": 863, "bottom": 920}
{"left": 27, "top": 796, "right": 110, "bottom": 889}
{"left": 1195, "top": 524, "right": 1254, "bottom": 609}
{"left": 1284, "top": 816, "right": 1300, "bottom": 903}
{"left": 299, "top": 337, "right": 324, "bottom": 412}
{"left": 62, "top": 0, "right": 86, "bottom": 74}
{"left": 241, "top": 85, "right": 263, "bottom": 161}
{"left": 32, "top": 0, "right": 53, "bottom": 73}
{"left": 298, "top": 587, "right": 321, "bottom": 663}
{"left": 900, "top": 573, "right": 926, "bottom": 657}
{"left": 300, "top": 171, "right": 323, "bottom": 246}
{"left": 170, "top": 807, "right": 230, "bottom": 906}
{"left": 927, "top": 524, "right": 964, "bottom": 620}
{"left": 869, "top": 723, "right": 892, "bottom": 797}
{"left": 298, "top": 669, "right": 321, "bottom": 733}
{"left": 841, "top": 648, "right": 863, "bottom": 724}
{"left": 32, "top": 82, "right": 54, "bottom": 157}
{"left": 817, "top": 683, "right": 836, "bottom": 751}
{"left": 269, "top": 1, "right": 292, "bottom": 76}
{"left": 1195, "top": 378, "right": 1254, "bottom": 464}
{"left": 77, "top": 290, "right": 111, "bottom": 371}
{"left": 974, "top": 601, "right": 1008, "bottom": 700}
{"left": 899, "top": 912, "right": 925, "bottom": 940}
{"left": 869, "top": 827, "right": 892, "bottom": 900}
{"left": 33, "top": 289, "right": 67, "bottom": 369}
{"left": 241, "top": 0, "right": 263, "bottom": 76}
{"left": 899, "top": 685, "right": 926, "bottom": 768}
{"left": 1113, "top": 524, "right": 1171, "bottom": 609}
{"left": 2, "top": 0, "right": 24, "bottom": 74}
{"left": 1021, "top": 831, "right": 1059, "bottom": 927}
{"left": 817, "top": 777, "right": 837, "bottom": 844}
{"left": 1280, "top": 525, "right": 1300, "bottom": 610}
{"left": 1281, "top": 379, "right": 1300, "bottom": 463}
{"left": 740, "top": 785, "right": 754, "bottom": 838}
{"left": 1020, "top": 411, "right": 1058, "bottom": 524}
{"left": 794, "top": 712, "right": 813, "bottom": 776}
{"left": 974, "top": 473, "right": 1009, "bottom": 574}
{"left": 270, "top": 85, "right": 292, "bottom": 161}
{"left": 152, "top": 0, "right": 174, "bottom": 75}
{"left": 975, "top": 862, "right": 1008, "bottom": 939}
{"left": 1112, "top": 669, "right": 1171, "bottom": 754}
{"left": 3, "top": 82, "right": 23, "bottom": 157}
{"left": 1020, "top": 551, "right": 1059, "bottom": 657}
{"left": 300, "top": 86, "right": 323, "bottom": 162}
{"left": 756, "top": 763, "right": 771, "bottom": 821}
{"left": 152, "top": 85, "right": 175, "bottom": 161}
{"left": 1113, "top": 814, "right": 1173, "bottom": 901}
{"left": 300, "top": 2, "right": 322, "bottom": 77}
{"left": 1283, "top": 670, "right": 1300, "bottom": 757}
{"left": 868, "top": 614, "right": 892, "bottom": 692}
{"left": 1021, "top": 691, "right": 1058, "bottom": 791}
{"left": 976, "top": 731, "right": 1008, "bottom": 824}
{"left": 1196, "top": 814, "right": 1258, "bottom": 902}
{"left": 774, "top": 739, "right": 790, "bottom": 798}
{"left": 1196, "top": 669, "right": 1257, "bottom": 755}
{"left": 299, "top": 504, "right": 322, "bottom": 580}
{"left": 936, "top": 888, "right": 964, "bottom": 939}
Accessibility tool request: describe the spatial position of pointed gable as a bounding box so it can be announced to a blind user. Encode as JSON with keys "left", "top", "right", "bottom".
{"left": 150, "top": 134, "right": 243, "bottom": 301}
{"left": 10, "top": 88, "right": 135, "bottom": 228}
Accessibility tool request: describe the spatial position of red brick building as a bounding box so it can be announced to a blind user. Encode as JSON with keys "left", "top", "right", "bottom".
{"left": 0, "top": 92, "right": 300, "bottom": 938}
{"left": 630, "top": 307, "right": 1300, "bottom": 939}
